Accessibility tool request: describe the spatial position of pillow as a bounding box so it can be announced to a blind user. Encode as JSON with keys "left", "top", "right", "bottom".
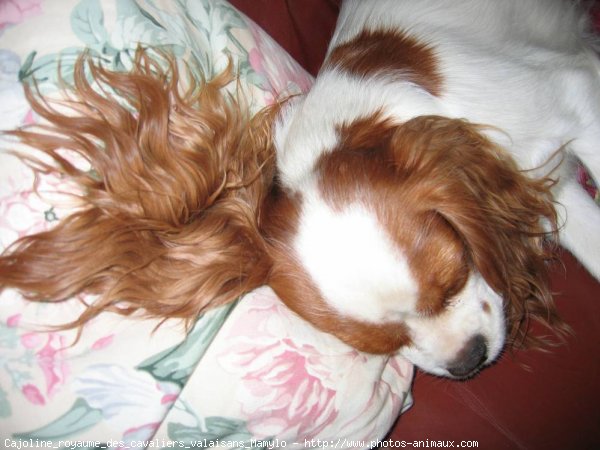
{"left": 0, "top": 0, "right": 413, "bottom": 446}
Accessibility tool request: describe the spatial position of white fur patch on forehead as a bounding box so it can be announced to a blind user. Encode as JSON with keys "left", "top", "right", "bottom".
{"left": 294, "top": 192, "right": 419, "bottom": 323}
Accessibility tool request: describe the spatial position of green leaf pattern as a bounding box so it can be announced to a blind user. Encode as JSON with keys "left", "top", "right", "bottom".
{"left": 137, "top": 302, "right": 237, "bottom": 388}
{"left": 14, "top": 399, "right": 103, "bottom": 440}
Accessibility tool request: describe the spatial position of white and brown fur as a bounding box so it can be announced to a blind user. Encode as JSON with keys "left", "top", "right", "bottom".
{"left": 268, "top": 0, "right": 600, "bottom": 377}
{"left": 1, "top": 0, "right": 599, "bottom": 379}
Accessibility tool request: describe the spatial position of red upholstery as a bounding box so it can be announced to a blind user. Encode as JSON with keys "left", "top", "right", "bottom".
{"left": 230, "top": 1, "right": 600, "bottom": 448}
{"left": 230, "top": 0, "right": 340, "bottom": 76}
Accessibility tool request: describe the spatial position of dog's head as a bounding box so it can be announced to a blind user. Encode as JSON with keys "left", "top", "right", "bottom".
{"left": 264, "top": 113, "right": 562, "bottom": 378}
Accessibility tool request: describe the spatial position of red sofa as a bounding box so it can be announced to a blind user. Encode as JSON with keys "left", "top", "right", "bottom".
{"left": 230, "top": 1, "right": 600, "bottom": 449}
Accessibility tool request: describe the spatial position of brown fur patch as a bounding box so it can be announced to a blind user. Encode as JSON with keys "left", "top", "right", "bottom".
{"left": 325, "top": 28, "right": 443, "bottom": 96}
{"left": 482, "top": 301, "right": 492, "bottom": 314}
{"left": 0, "top": 50, "right": 278, "bottom": 328}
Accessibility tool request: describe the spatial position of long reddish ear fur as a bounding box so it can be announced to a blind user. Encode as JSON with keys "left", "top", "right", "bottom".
{"left": 388, "top": 115, "right": 569, "bottom": 348}
{"left": 0, "top": 49, "right": 278, "bottom": 328}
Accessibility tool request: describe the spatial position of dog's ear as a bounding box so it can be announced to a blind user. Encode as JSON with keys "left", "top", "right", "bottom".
{"left": 387, "top": 115, "right": 565, "bottom": 346}
{"left": 0, "top": 50, "right": 277, "bottom": 328}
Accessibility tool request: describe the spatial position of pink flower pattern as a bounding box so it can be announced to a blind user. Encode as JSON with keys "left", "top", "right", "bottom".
{"left": 91, "top": 334, "right": 115, "bottom": 350}
{"left": 36, "top": 333, "right": 70, "bottom": 397}
{"left": 218, "top": 288, "right": 413, "bottom": 441}
{"left": 0, "top": 0, "right": 43, "bottom": 31}
{"left": 225, "top": 338, "right": 339, "bottom": 438}
{"left": 247, "top": 21, "right": 313, "bottom": 102}
{"left": 22, "top": 384, "right": 45, "bottom": 405}
{"left": 6, "top": 313, "right": 21, "bottom": 328}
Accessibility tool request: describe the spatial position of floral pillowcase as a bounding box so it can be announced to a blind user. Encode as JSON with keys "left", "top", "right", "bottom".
{"left": 0, "top": 0, "right": 413, "bottom": 447}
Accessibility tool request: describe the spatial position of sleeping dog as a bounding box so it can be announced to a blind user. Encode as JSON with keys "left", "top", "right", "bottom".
{"left": 267, "top": 0, "right": 600, "bottom": 377}
{"left": 1, "top": 0, "right": 599, "bottom": 379}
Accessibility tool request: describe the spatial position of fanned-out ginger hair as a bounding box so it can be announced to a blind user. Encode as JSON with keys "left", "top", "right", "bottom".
{"left": 0, "top": 48, "right": 279, "bottom": 328}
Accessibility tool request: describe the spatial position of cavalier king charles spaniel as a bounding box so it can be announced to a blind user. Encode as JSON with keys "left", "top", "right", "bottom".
{"left": 1, "top": 0, "right": 599, "bottom": 379}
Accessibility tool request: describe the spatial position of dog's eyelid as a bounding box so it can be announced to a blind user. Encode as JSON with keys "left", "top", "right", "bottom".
{"left": 415, "top": 309, "right": 438, "bottom": 319}
{"left": 415, "top": 294, "right": 447, "bottom": 317}
{"left": 445, "top": 296, "right": 463, "bottom": 309}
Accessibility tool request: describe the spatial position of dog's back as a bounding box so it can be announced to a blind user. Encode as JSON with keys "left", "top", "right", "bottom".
{"left": 278, "top": 0, "right": 600, "bottom": 184}
{"left": 322, "top": 0, "right": 599, "bottom": 161}
{"left": 332, "top": 0, "right": 591, "bottom": 54}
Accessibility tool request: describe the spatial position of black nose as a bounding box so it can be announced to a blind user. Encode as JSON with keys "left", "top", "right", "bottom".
{"left": 448, "top": 334, "right": 488, "bottom": 379}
